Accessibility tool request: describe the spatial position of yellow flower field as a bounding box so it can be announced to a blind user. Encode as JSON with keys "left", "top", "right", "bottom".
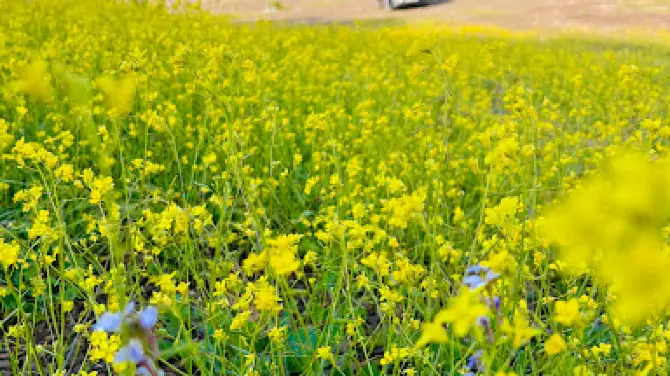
{"left": 2, "top": 0, "right": 670, "bottom": 375}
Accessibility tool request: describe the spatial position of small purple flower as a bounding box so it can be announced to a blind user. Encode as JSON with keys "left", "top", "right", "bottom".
{"left": 465, "top": 265, "right": 487, "bottom": 275}
{"left": 478, "top": 316, "right": 495, "bottom": 343}
{"left": 138, "top": 365, "right": 165, "bottom": 376}
{"left": 138, "top": 306, "right": 158, "bottom": 330}
{"left": 94, "top": 302, "right": 136, "bottom": 332}
{"left": 463, "top": 275, "right": 487, "bottom": 290}
{"left": 124, "top": 301, "right": 137, "bottom": 315}
{"left": 463, "top": 265, "right": 499, "bottom": 290}
{"left": 137, "top": 368, "right": 153, "bottom": 376}
{"left": 93, "top": 312, "right": 124, "bottom": 332}
{"left": 93, "top": 301, "right": 159, "bottom": 333}
{"left": 115, "top": 339, "right": 165, "bottom": 376}
{"left": 93, "top": 300, "right": 163, "bottom": 376}
{"left": 466, "top": 350, "right": 484, "bottom": 373}
{"left": 114, "top": 339, "right": 146, "bottom": 364}
{"left": 492, "top": 296, "right": 501, "bottom": 311}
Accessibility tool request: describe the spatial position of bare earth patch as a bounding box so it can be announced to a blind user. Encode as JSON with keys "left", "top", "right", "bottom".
{"left": 202, "top": 0, "right": 670, "bottom": 32}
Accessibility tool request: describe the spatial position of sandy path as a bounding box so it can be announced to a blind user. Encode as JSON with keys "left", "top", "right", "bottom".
{"left": 202, "top": 0, "right": 670, "bottom": 32}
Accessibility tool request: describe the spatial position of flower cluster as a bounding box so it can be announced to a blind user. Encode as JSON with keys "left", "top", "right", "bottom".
{"left": 94, "top": 302, "right": 163, "bottom": 376}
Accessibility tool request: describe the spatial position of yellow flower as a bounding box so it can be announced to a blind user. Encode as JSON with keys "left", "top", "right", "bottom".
{"left": 381, "top": 189, "right": 426, "bottom": 229}
{"left": 268, "top": 326, "right": 286, "bottom": 343}
{"left": 213, "top": 329, "right": 228, "bottom": 341}
{"left": 591, "top": 343, "right": 612, "bottom": 357}
{"left": 13, "top": 185, "right": 43, "bottom": 212}
{"left": 433, "top": 288, "right": 488, "bottom": 338}
{"left": 501, "top": 313, "right": 540, "bottom": 348}
{"left": 542, "top": 153, "right": 670, "bottom": 324}
{"left": 13, "top": 60, "right": 53, "bottom": 102}
{"left": 88, "top": 331, "right": 121, "bottom": 363}
{"left": 243, "top": 252, "right": 268, "bottom": 275}
{"left": 269, "top": 249, "right": 300, "bottom": 276}
{"left": 360, "top": 252, "right": 391, "bottom": 277}
{"left": 96, "top": 75, "right": 136, "bottom": 116}
{"left": 573, "top": 365, "right": 593, "bottom": 376}
{"left": 0, "top": 239, "right": 19, "bottom": 269}
{"left": 253, "top": 282, "right": 282, "bottom": 312}
{"left": 0, "top": 119, "right": 14, "bottom": 151}
{"left": 55, "top": 163, "right": 75, "bottom": 182}
{"left": 303, "top": 251, "right": 317, "bottom": 266}
{"left": 230, "top": 310, "right": 251, "bottom": 331}
{"left": 89, "top": 176, "right": 114, "bottom": 205}
{"left": 264, "top": 234, "right": 302, "bottom": 276}
{"left": 545, "top": 334, "right": 567, "bottom": 355}
{"left": 111, "top": 363, "right": 129, "bottom": 374}
{"left": 316, "top": 346, "right": 334, "bottom": 362}
{"left": 453, "top": 206, "right": 464, "bottom": 223}
{"left": 203, "top": 152, "right": 217, "bottom": 165}
{"left": 380, "top": 346, "right": 411, "bottom": 366}
{"left": 485, "top": 196, "right": 520, "bottom": 227}
{"left": 554, "top": 299, "right": 580, "bottom": 326}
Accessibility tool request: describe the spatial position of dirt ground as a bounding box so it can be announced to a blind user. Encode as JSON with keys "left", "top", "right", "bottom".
{"left": 202, "top": 0, "right": 670, "bottom": 32}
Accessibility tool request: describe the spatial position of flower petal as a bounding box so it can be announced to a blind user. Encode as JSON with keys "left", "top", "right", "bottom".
{"left": 465, "top": 265, "right": 488, "bottom": 275}
{"left": 123, "top": 301, "right": 136, "bottom": 315}
{"left": 484, "top": 270, "right": 500, "bottom": 282}
{"left": 114, "top": 339, "right": 146, "bottom": 364}
{"left": 466, "top": 350, "right": 484, "bottom": 371}
{"left": 137, "top": 367, "right": 152, "bottom": 376}
{"left": 138, "top": 306, "right": 158, "bottom": 330}
{"left": 93, "top": 312, "right": 123, "bottom": 332}
{"left": 463, "top": 275, "right": 485, "bottom": 290}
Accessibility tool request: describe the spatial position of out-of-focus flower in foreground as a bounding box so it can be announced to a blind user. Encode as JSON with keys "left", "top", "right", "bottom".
{"left": 13, "top": 60, "right": 53, "bottom": 102}
{"left": 542, "top": 152, "right": 670, "bottom": 324}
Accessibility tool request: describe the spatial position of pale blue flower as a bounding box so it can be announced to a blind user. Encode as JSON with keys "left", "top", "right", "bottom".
{"left": 114, "top": 339, "right": 146, "bottom": 364}
{"left": 466, "top": 349, "right": 484, "bottom": 374}
{"left": 465, "top": 265, "right": 487, "bottom": 275}
{"left": 138, "top": 365, "right": 165, "bottom": 376}
{"left": 138, "top": 306, "right": 158, "bottom": 330}
{"left": 93, "top": 302, "right": 137, "bottom": 332}
{"left": 463, "top": 275, "right": 487, "bottom": 290}
{"left": 94, "top": 301, "right": 163, "bottom": 375}
{"left": 93, "top": 312, "right": 124, "bottom": 332}
{"left": 463, "top": 265, "right": 499, "bottom": 290}
{"left": 93, "top": 301, "right": 159, "bottom": 333}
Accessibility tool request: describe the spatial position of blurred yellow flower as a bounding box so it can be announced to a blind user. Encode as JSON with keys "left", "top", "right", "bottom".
{"left": 96, "top": 75, "right": 136, "bottom": 116}
{"left": 434, "top": 288, "right": 489, "bottom": 338}
{"left": 0, "top": 238, "right": 19, "bottom": 269}
{"left": 13, "top": 60, "right": 53, "bottom": 102}
{"left": 554, "top": 299, "right": 580, "bottom": 326}
{"left": 545, "top": 334, "right": 567, "bottom": 355}
{"left": 316, "top": 346, "right": 334, "bottom": 362}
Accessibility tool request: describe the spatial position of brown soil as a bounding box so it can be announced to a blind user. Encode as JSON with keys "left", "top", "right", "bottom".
{"left": 202, "top": 0, "right": 670, "bottom": 32}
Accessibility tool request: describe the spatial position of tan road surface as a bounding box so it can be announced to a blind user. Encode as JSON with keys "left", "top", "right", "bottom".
{"left": 201, "top": 0, "right": 670, "bottom": 32}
